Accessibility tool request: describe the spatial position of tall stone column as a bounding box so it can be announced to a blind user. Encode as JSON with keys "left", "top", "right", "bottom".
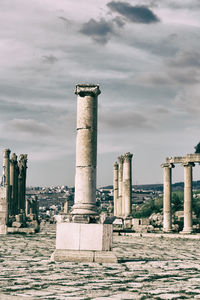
{"left": 113, "top": 162, "right": 118, "bottom": 216}
{"left": 18, "top": 154, "right": 28, "bottom": 213}
{"left": 3, "top": 149, "right": 11, "bottom": 223}
{"left": 118, "top": 155, "right": 124, "bottom": 217}
{"left": 161, "top": 163, "right": 174, "bottom": 232}
{"left": 71, "top": 84, "right": 101, "bottom": 223}
{"left": 10, "top": 153, "right": 18, "bottom": 216}
{"left": 122, "top": 152, "right": 133, "bottom": 218}
{"left": 182, "top": 162, "right": 195, "bottom": 234}
{"left": 52, "top": 84, "right": 117, "bottom": 263}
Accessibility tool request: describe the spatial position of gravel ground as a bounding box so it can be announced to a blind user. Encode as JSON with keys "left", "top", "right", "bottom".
{"left": 1, "top": 223, "right": 200, "bottom": 299}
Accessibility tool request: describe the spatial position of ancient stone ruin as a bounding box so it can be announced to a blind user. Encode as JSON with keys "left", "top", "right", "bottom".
{"left": 0, "top": 149, "right": 39, "bottom": 234}
{"left": 161, "top": 153, "right": 200, "bottom": 234}
{"left": 52, "top": 84, "right": 117, "bottom": 263}
{"left": 113, "top": 152, "right": 133, "bottom": 220}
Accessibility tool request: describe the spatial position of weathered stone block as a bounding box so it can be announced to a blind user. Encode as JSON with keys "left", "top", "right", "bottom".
{"left": 56, "top": 223, "right": 113, "bottom": 251}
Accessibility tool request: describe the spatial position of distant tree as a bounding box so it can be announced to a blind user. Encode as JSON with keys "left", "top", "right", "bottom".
{"left": 194, "top": 142, "right": 200, "bottom": 153}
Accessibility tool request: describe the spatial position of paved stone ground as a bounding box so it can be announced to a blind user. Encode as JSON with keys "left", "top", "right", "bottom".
{"left": 1, "top": 223, "right": 200, "bottom": 299}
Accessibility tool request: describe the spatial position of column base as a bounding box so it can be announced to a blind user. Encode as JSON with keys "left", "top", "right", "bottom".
{"left": 71, "top": 204, "right": 98, "bottom": 217}
{"left": 163, "top": 228, "right": 173, "bottom": 233}
{"left": 51, "top": 250, "right": 118, "bottom": 263}
{"left": 180, "top": 228, "right": 193, "bottom": 234}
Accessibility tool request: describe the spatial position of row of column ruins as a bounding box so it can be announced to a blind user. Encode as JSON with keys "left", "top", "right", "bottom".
{"left": 161, "top": 154, "right": 199, "bottom": 233}
{"left": 113, "top": 153, "right": 133, "bottom": 218}
{"left": 1, "top": 149, "right": 38, "bottom": 228}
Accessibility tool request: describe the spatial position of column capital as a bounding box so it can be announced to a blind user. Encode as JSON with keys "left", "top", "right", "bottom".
{"left": 123, "top": 152, "right": 133, "bottom": 162}
{"left": 118, "top": 155, "right": 124, "bottom": 164}
{"left": 161, "top": 163, "right": 175, "bottom": 168}
{"left": 182, "top": 162, "right": 195, "bottom": 167}
{"left": 3, "top": 149, "right": 11, "bottom": 158}
{"left": 10, "top": 153, "right": 17, "bottom": 163}
{"left": 75, "top": 84, "right": 101, "bottom": 97}
{"left": 114, "top": 162, "right": 118, "bottom": 170}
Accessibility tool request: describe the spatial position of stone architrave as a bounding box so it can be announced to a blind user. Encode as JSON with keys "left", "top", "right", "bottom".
{"left": 182, "top": 162, "right": 195, "bottom": 234}
{"left": 117, "top": 155, "right": 124, "bottom": 217}
{"left": 122, "top": 152, "right": 133, "bottom": 218}
{"left": 3, "top": 149, "right": 11, "bottom": 223}
{"left": 10, "top": 153, "right": 18, "bottom": 216}
{"left": 113, "top": 162, "right": 118, "bottom": 217}
{"left": 161, "top": 163, "right": 174, "bottom": 232}
{"left": 52, "top": 84, "right": 117, "bottom": 263}
{"left": 71, "top": 84, "right": 100, "bottom": 222}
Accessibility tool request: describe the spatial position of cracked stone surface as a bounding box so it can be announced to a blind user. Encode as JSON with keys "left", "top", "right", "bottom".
{"left": 1, "top": 223, "right": 200, "bottom": 299}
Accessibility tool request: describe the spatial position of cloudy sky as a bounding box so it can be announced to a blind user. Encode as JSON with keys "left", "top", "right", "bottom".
{"left": 0, "top": 0, "right": 200, "bottom": 187}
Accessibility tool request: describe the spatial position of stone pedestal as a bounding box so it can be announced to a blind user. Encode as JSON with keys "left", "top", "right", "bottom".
{"left": 122, "top": 152, "right": 133, "bottom": 218}
{"left": 52, "top": 223, "right": 117, "bottom": 262}
{"left": 161, "top": 163, "right": 174, "bottom": 233}
{"left": 181, "top": 162, "right": 194, "bottom": 234}
{"left": 113, "top": 162, "right": 118, "bottom": 216}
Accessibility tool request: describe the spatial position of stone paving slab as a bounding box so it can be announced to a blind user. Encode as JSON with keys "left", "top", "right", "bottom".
{"left": 1, "top": 223, "right": 200, "bottom": 299}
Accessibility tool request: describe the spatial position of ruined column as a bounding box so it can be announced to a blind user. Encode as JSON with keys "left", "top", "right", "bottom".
{"left": 10, "top": 153, "right": 18, "bottom": 216}
{"left": 182, "top": 162, "right": 194, "bottom": 234}
{"left": 117, "top": 155, "right": 124, "bottom": 217}
{"left": 161, "top": 163, "right": 174, "bottom": 232}
{"left": 52, "top": 84, "right": 117, "bottom": 263}
{"left": 71, "top": 84, "right": 101, "bottom": 223}
{"left": 122, "top": 152, "right": 133, "bottom": 218}
{"left": 3, "top": 149, "right": 11, "bottom": 223}
{"left": 18, "top": 154, "right": 27, "bottom": 214}
{"left": 113, "top": 162, "right": 118, "bottom": 217}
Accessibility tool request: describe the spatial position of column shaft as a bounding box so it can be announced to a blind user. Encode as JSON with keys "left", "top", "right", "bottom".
{"left": 71, "top": 84, "right": 101, "bottom": 221}
{"left": 122, "top": 153, "right": 133, "bottom": 218}
{"left": 113, "top": 162, "right": 118, "bottom": 216}
{"left": 3, "top": 149, "right": 11, "bottom": 224}
{"left": 182, "top": 162, "right": 194, "bottom": 233}
{"left": 162, "top": 163, "right": 174, "bottom": 232}
{"left": 117, "top": 156, "right": 123, "bottom": 217}
{"left": 10, "top": 153, "right": 18, "bottom": 216}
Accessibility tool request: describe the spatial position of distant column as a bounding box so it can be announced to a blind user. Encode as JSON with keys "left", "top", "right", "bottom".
{"left": 122, "top": 152, "right": 133, "bottom": 218}
{"left": 71, "top": 84, "right": 101, "bottom": 223}
{"left": 18, "top": 154, "right": 28, "bottom": 213}
{"left": 3, "top": 149, "right": 11, "bottom": 223}
{"left": 182, "top": 162, "right": 195, "bottom": 233}
{"left": 10, "top": 153, "right": 18, "bottom": 216}
{"left": 161, "top": 163, "right": 174, "bottom": 232}
{"left": 117, "top": 155, "right": 124, "bottom": 217}
{"left": 113, "top": 162, "right": 118, "bottom": 216}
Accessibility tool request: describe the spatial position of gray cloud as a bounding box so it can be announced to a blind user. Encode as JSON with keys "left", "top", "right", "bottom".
{"left": 167, "top": 51, "right": 200, "bottom": 68}
{"left": 4, "top": 119, "right": 52, "bottom": 136}
{"left": 80, "top": 18, "right": 114, "bottom": 44}
{"left": 42, "top": 55, "right": 58, "bottom": 64}
{"left": 107, "top": 1, "right": 160, "bottom": 23}
{"left": 100, "top": 110, "right": 154, "bottom": 131}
